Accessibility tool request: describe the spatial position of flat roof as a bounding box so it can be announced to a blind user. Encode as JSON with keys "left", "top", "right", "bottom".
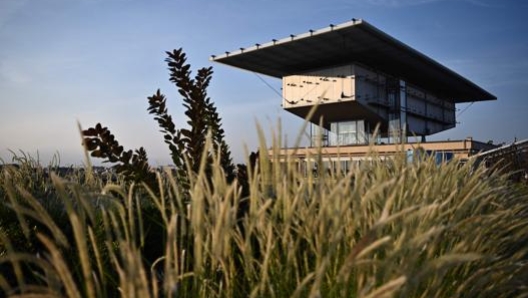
{"left": 211, "top": 19, "right": 496, "bottom": 103}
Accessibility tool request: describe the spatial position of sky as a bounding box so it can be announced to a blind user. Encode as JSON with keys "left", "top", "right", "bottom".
{"left": 0, "top": 0, "right": 527, "bottom": 166}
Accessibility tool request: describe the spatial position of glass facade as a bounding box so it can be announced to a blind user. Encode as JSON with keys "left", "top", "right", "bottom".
{"left": 310, "top": 124, "right": 328, "bottom": 147}
{"left": 331, "top": 121, "right": 357, "bottom": 145}
{"left": 388, "top": 80, "right": 408, "bottom": 143}
{"left": 311, "top": 120, "right": 369, "bottom": 147}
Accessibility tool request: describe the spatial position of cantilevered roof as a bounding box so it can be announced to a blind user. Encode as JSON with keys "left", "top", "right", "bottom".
{"left": 211, "top": 19, "right": 496, "bottom": 103}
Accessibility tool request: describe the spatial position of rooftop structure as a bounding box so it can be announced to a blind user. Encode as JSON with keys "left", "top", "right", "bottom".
{"left": 212, "top": 19, "right": 494, "bottom": 102}
{"left": 212, "top": 19, "right": 497, "bottom": 162}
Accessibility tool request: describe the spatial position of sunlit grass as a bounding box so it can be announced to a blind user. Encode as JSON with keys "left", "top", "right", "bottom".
{"left": 1, "top": 132, "right": 528, "bottom": 297}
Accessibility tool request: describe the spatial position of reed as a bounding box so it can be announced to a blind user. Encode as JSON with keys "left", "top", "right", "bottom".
{"left": 1, "top": 133, "right": 527, "bottom": 297}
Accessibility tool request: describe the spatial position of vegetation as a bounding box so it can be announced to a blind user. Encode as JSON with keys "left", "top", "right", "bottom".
{"left": 1, "top": 49, "right": 527, "bottom": 297}
{"left": 82, "top": 48, "right": 236, "bottom": 196}
{"left": 2, "top": 142, "right": 528, "bottom": 297}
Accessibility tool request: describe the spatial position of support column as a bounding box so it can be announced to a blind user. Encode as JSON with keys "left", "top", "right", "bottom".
{"left": 388, "top": 79, "right": 408, "bottom": 143}
{"left": 399, "top": 80, "right": 408, "bottom": 143}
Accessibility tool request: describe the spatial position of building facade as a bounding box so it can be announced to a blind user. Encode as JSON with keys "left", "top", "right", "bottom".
{"left": 212, "top": 19, "right": 497, "bottom": 163}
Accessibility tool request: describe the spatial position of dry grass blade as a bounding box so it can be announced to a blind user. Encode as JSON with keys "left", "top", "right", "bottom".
{"left": 2, "top": 122, "right": 528, "bottom": 297}
{"left": 37, "top": 234, "right": 82, "bottom": 298}
{"left": 361, "top": 276, "right": 407, "bottom": 298}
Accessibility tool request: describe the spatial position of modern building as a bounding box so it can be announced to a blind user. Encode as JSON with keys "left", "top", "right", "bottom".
{"left": 211, "top": 19, "right": 497, "bottom": 165}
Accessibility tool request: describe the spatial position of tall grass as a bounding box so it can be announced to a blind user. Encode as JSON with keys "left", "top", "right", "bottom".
{"left": 1, "top": 133, "right": 528, "bottom": 297}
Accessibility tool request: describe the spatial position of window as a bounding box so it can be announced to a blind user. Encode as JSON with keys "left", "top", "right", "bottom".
{"left": 310, "top": 123, "right": 329, "bottom": 147}
{"left": 329, "top": 120, "right": 367, "bottom": 146}
{"left": 339, "top": 121, "right": 357, "bottom": 145}
{"left": 312, "top": 120, "right": 369, "bottom": 147}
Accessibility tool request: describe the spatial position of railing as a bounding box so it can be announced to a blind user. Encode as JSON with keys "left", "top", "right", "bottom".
{"left": 472, "top": 139, "right": 528, "bottom": 182}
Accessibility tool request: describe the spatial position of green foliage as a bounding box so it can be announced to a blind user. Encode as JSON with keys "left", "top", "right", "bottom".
{"left": 147, "top": 89, "right": 184, "bottom": 173}
{"left": 82, "top": 48, "right": 236, "bottom": 195}
{"left": 83, "top": 123, "right": 156, "bottom": 189}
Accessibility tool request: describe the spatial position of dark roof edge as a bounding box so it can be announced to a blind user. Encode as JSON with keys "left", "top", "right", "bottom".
{"left": 210, "top": 19, "right": 365, "bottom": 63}
{"left": 211, "top": 19, "right": 496, "bottom": 102}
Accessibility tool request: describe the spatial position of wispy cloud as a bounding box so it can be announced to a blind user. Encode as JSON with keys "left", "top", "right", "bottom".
{"left": 463, "top": 0, "right": 504, "bottom": 8}
{"left": 365, "top": 0, "right": 442, "bottom": 7}
{"left": 57, "top": 0, "right": 135, "bottom": 3}
{"left": 443, "top": 56, "right": 528, "bottom": 89}
{"left": 0, "top": 60, "right": 32, "bottom": 84}
{"left": 0, "top": 54, "right": 86, "bottom": 86}
{"left": 363, "top": 0, "right": 502, "bottom": 7}
{"left": 0, "top": 0, "right": 29, "bottom": 31}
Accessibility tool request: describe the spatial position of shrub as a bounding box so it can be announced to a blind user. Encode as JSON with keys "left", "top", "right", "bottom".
{"left": 1, "top": 137, "right": 528, "bottom": 297}
{"left": 82, "top": 48, "right": 236, "bottom": 196}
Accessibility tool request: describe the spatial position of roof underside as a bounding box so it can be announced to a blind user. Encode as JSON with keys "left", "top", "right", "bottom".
{"left": 211, "top": 19, "right": 496, "bottom": 103}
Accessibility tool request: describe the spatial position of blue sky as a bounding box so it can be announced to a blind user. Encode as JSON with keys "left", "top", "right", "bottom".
{"left": 1, "top": 0, "right": 527, "bottom": 165}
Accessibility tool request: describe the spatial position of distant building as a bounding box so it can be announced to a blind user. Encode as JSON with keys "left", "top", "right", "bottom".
{"left": 212, "top": 19, "right": 497, "bottom": 166}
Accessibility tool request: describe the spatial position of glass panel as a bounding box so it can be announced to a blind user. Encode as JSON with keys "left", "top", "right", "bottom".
{"left": 329, "top": 122, "right": 338, "bottom": 146}
{"left": 311, "top": 123, "right": 330, "bottom": 147}
{"left": 400, "top": 80, "right": 407, "bottom": 140}
{"left": 310, "top": 123, "right": 317, "bottom": 147}
{"left": 328, "top": 121, "right": 375, "bottom": 145}
{"left": 338, "top": 121, "right": 357, "bottom": 145}
{"left": 357, "top": 120, "right": 366, "bottom": 144}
